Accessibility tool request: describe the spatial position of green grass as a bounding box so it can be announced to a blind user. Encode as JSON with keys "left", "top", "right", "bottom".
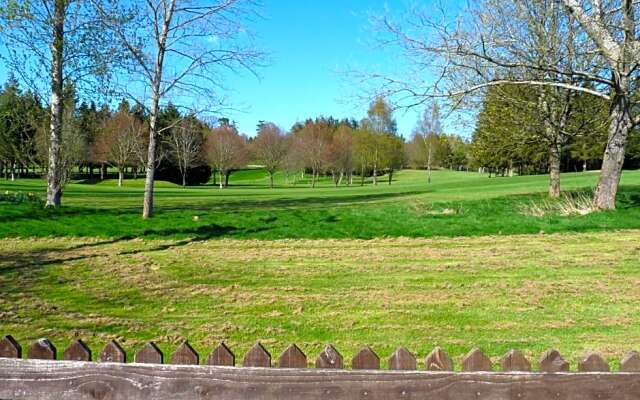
{"left": 1, "top": 232, "right": 639, "bottom": 369}
{"left": 2, "top": 169, "right": 640, "bottom": 369}
{"left": 1, "top": 169, "right": 640, "bottom": 240}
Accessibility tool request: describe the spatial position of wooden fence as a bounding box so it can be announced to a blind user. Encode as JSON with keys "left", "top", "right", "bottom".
{"left": 1, "top": 335, "right": 640, "bottom": 399}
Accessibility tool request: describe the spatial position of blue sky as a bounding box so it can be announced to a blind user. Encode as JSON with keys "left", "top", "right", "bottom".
{"left": 215, "top": 0, "right": 425, "bottom": 137}
{"left": 0, "top": 1, "right": 466, "bottom": 138}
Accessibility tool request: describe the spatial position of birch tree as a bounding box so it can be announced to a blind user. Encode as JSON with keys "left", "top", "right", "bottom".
{"left": 94, "top": 0, "right": 263, "bottom": 218}
{"left": 0, "top": 0, "right": 119, "bottom": 206}
{"left": 371, "top": 0, "right": 639, "bottom": 209}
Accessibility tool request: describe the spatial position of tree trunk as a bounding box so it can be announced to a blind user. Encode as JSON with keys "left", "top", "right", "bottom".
{"left": 45, "top": 0, "right": 65, "bottom": 208}
{"left": 182, "top": 172, "right": 186, "bottom": 187}
{"left": 10, "top": 162, "right": 16, "bottom": 182}
{"left": 219, "top": 170, "right": 224, "bottom": 189}
{"left": 225, "top": 171, "right": 230, "bottom": 187}
{"left": 213, "top": 170, "right": 217, "bottom": 186}
{"left": 312, "top": 170, "right": 317, "bottom": 188}
{"left": 595, "top": 95, "right": 632, "bottom": 210}
{"left": 583, "top": 160, "right": 587, "bottom": 172}
{"left": 388, "top": 170, "right": 393, "bottom": 185}
{"left": 118, "top": 169, "right": 124, "bottom": 187}
{"left": 269, "top": 172, "right": 274, "bottom": 188}
{"left": 548, "top": 144, "right": 561, "bottom": 198}
{"left": 372, "top": 165, "right": 377, "bottom": 185}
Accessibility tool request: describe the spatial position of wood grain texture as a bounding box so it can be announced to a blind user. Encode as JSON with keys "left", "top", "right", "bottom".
{"left": 63, "top": 339, "right": 91, "bottom": 361}
{"left": 243, "top": 342, "right": 271, "bottom": 368}
{"left": 539, "top": 349, "right": 570, "bottom": 372}
{"left": 352, "top": 346, "right": 380, "bottom": 370}
{"left": 388, "top": 347, "right": 416, "bottom": 371}
{"left": 425, "top": 346, "right": 453, "bottom": 371}
{"left": 27, "top": 339, "right": 56, "bottom": 360}
{"left": 171, "top": 341, "right": 199, "bottom": 365}
{"left": 207, "top": 343, "right": 235, "bottom": 366}
{"left": 134, "top": 342, "right": 163, "bottom": 364}
{"left": 500, "top": 349, "right": 531, "bottom": 372}
{"left": 278, "top": 344, "right": 306, "bottom": 368}
{"left": 315, "top": 345, "right": 343, "bottom": 369}
{"left": 100, "top": 340, "right": 126, "bottom": 363}
{"left": 2, "top": 358, "right": 640, "bottom": 400}
{"left": 0, "top": 335, "right": 21, "bottom": 359}
{"left": 462, "top": 347, "right": 492, "bottom": 371}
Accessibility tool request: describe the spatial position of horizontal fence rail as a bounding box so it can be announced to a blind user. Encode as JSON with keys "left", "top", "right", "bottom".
{"left": 1, "top": 335, "right": 640, "bottom": 399}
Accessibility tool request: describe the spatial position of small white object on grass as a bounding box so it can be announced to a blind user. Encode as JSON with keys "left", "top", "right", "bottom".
{"left": 192, "top": 216, "right": 200, "bottom": 222}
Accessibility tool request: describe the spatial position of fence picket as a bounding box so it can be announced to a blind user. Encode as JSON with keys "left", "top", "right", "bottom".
{"left": 578, "top": 352, "right": 609, "bottom": 372}
{"left": 539, "top": 349, "right": 570, "bottom": 372}
{"left": 500, "top": 349, "right": 531, "bottom": 372}
{"left": 207, "top": 342, "right": 235, "bottom": 366}
{"left": 171, "top": 341, "right": 199, "bottom": 365}
{"left": 100, "top": 340, "right": 126, "bottom": 363}
{"left": 135, "top": 342, "right": 163, "bottom": 364}
{"left": 389, "top": 346, "right": 416, "bottom": 370}
{"left": 27, "top": 338, "right": 56, "bottom": 360}
{"left": 243, "top": 342, "right": 271, "bottom": 367}
{"left": 462, "top": 347, "right": 492, "bottom": 371}
{"left": 278, "top": 344, "right": 306, "bottom": 368}
{"left": 425, "top": 346, "right": 454, "bottom": 371}
{"left": 315, "top": 344, "right": 343, "bottom": 369}
{"left": 0, "top": 335, "right": 21, "bottom": 359}
{"left": 621, "top": 350, "right": 640, "bottom": 372}
{"left": 63, "top": 339, "right": 91, "bottom": 361}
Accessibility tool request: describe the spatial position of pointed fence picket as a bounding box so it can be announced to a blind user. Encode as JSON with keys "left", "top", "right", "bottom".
{"left": 1, "top": 334, "right": 640, "bottom": 399}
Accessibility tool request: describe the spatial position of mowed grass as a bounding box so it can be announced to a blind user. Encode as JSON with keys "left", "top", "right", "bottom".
{"left": 1, "top": 232, "right": 640, "bottom": 369}
{"left": 2, "top": 170, "right": 640, "bottom": 369}
{"left": 1, "top": 169, "right": 640, "bottom": 239}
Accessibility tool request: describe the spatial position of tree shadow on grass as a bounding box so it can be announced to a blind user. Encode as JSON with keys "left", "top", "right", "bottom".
{"left": 0, "top": 223, "right": 240, "bottom": 279}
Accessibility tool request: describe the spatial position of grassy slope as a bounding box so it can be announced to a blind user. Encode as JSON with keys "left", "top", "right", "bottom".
{"left": 1, "top": 232, "right": 639, "bottom": 369}
{"left": 1, "top": 169, "right": 640, "bottom": 239}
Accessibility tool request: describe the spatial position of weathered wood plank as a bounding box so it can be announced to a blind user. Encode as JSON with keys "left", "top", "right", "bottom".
{"left": 135, "top": 342, "right": 163, "bottom": 364}
{"left": 352, "top": 346, "right": 380, "bottom": 370}
{"left": 27, "top": 339, "right": 56, "bottom": 360}
{"left": 315, "top": 345, "right": 343, "bottom": 369}
{"left": 500, "top": 349, "right": 531, "bottom": 372}
{"left": 2, "top": 358, "right": 640, "bottom": 400}
{"left": 278, "top": 344, "right": 306, "bottom": 368}
{"left": 425, "top": 346, "right": 453, "bottom": 371}
{"left": 621, "top": 351, "right": 640, "bottom": 372}
{"left": 63, "top": 339, "right": 91, "bottom": 362}
{"left": 388, "top": 347, "right": 416, "bottom": 371}
{"left": 0, "top": 335, "right": 21, "bottom": 359}
{"left": 539, "top": 349, "right": 570, "bottom": 372}
{"left": 578, "top": 352, "right": 609, "bottom": 372}
{"left": 171, "top": 341, "right": 199, "bottom": 365}
{"left": 462, "top": 347, "right": 492, "bottom": 371}
{"left": 207, "top": 343, "right": 235, "bottom": 366}
{"left": 100, "top": 340, "right": 126, "bottom": 363}
{"left": 243, "top": 342, "right": 271, "bottom": 368}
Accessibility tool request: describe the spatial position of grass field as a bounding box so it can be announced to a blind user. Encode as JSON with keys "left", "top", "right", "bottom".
{"left": 1, "top": 169, "right": 640, "bottom": 239}
{"left": 1, "top": 169, "right": 640, "bottom": 369}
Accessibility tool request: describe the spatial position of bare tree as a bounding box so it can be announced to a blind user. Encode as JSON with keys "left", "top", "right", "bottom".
{"left": 93, "top": 0, "right": 264, "bottom": 218}
{"left": 369, "top": 0, "right": 639, "bottom": 209}
{"left": 290, "top": 121, "right": 331, "bottom": 188}
{"left": 252, "top": 122, "right": 288, "bottom": 188}
{"left": 96, "top": 111, "right": 145, "bottom": 187}
{"left": 166, "top": 117, "right": 203, "bottom": 187}
{"left": 204, "top": 122, "right": 249, "bottom": 188}
{"left": 0, "top": 0, "right": 119, "bottom": 207}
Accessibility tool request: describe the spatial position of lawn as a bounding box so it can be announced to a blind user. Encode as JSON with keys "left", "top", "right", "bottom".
{"left": 1, "top": 169, "right": 640, "bottom": 239}
{"left": 1, "top": 169, "right": 640, "bottom": 370}
{"left": 1, "top": 232, "right": 640, "bottom": 369}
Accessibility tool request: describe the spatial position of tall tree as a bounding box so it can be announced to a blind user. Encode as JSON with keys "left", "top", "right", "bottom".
{"left": 94, "top": 0, "right": 264, "bottom": 218}
{"left": 371, "top": 0, "right": 639, "bottom": 208}
{"left": 252, "top": 122, "right": 288, "bottom": 188}
{"left": 204, "top": 121, "right": 248, "bottom": 188}
{"left": 0, "top": 0, "right": 119, "bottom": 206}
{"left": 165, "top": 116, "right": 203, "bottom": 187}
